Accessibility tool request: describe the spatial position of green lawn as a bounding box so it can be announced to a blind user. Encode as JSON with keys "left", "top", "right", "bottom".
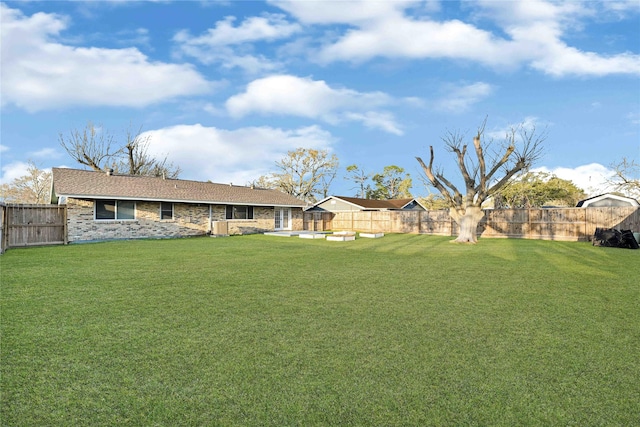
{"left": 1, "top": 234, "right": 639, "bottom": 426}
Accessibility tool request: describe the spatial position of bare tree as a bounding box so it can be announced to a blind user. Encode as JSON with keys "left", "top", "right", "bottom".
{"left": 59, "top": 121, "right": 118, "bottom": 171}
{"left": 0, "top": 160, "right": 52, "bottom": 204}
{"left": 59, "top": 121, "right": 180, "bottom": 178}
{"left": 248, "top": 175, "right": 277, "bottom": 190}
{"left": 319, "top": 162, "right": 338, "bottom": 200}
{"left": 606, "top": 157, "right": 640, "bottom": 199}
{"left": 416, "top": 118, "right": 546, "bottom": 243}
{"left": 345, "top": 164, "right": 372, "bottom": 198}
{"left": 117, "top": 124, "right": 181, "bottom": 178}
{"left": 264, "top": 148, "right": 339, "bottom": 203}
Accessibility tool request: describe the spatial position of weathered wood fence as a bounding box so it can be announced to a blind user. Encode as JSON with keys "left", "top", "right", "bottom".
{"left": 1, "top": 205, "right": 637, "bottom": 252}
{"left": 304, "top": 207, "right": 640, "bottom": 241}
{"left": 1, "top": 204, "right": 68, "bottom": 253}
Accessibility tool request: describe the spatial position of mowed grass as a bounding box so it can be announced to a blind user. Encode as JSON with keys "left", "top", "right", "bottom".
{"left": 1, "top": 234, "right": 639, "bottom": 426}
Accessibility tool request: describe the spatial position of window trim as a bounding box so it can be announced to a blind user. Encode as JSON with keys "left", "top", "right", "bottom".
{"left": 226, "top": 205, "right": 254, "bottom": 220}
{"left": 160, "top": 202, "right": 174, "bottom": 220}
{"left": 94, "top": 199, "right": 136, "bottom": 221}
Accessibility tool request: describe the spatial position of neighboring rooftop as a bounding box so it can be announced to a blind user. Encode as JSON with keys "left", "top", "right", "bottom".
{"left": 332, "top": 196, "right": 418, "bottom": 210}
{"left": 51, "top": 168, "right": 307, "bottom": 207}
{"left": 307, "top": 195, "right": 424, "bottom": 211}
{"left": 576, "top": 193, "right": 640, "bottom": 208}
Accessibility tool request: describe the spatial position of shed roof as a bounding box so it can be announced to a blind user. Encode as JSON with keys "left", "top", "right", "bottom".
{"left": 576, "top": 193, "right": 640, "bottom": 208}
{"left": 51, "top": 168, "right": 307, "bottom": 207}
{"left": 308, "top": 195, "right": 423, "bottom": 211}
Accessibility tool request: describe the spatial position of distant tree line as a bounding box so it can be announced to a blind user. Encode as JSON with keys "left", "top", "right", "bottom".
{"left": 2, "top": 120, "right": 638, "bottom": 209}
{"left": 492, "top": 172, "right": 586, "bottom": 208}
{"left": 250, "top": 149, "right": 413, "bottom": 203}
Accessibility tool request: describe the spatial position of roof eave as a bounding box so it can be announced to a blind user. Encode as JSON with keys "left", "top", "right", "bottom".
{"left": 329, "top": 196, "right": 368, "bottom": 210}
{"left": 56, "top": 193, "right": 306, "bottom": 208}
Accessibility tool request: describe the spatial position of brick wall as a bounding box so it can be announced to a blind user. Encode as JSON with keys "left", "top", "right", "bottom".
{"left": 65, "top": 198, "right": 303, "bottom": 242}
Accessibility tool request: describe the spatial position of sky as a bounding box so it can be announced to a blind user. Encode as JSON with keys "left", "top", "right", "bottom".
{"left": 1, "top": 0, "right": 639, "bottom": 199}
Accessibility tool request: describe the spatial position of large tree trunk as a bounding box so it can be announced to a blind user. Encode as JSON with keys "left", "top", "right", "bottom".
{"left": 450, "top": 206, "right": 484, "bottom": 244}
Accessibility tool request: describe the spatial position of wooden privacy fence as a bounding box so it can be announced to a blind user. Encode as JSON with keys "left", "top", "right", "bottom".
{"left": 304, "top": 207, "right": 640, "bottom": 241}
{"left": 1, "top": 204, "right": 67, "bottom": 253}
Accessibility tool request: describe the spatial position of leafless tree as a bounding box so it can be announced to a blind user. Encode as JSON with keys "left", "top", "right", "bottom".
{"left": 607, "top": 157, "right": 640, "bottom": 198}
{"left": 0, "top": 161, "right": 52, "bottom": 204}
{"left": 59, "top": 121, "right": 118, "bottom": 172}
{"left": 260, "top": 148, "right": 339, "bottom": 203}
{"left": 416, "top": 118, "right": 546, "bottom": 243}
{"left": 117, "top": 125, "right": 181, "bottom": 178}
{"left": 345, "top": 164, "right": 372, "bottom": 198}
{"left": 59, "top": 121, "right": 180, "bottom": 178}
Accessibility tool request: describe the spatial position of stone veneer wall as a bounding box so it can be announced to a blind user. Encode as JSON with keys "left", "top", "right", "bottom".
{"left": 224, "top": 207, "right": 304, "bottom": 235}
{"left": 65, "top": 198, "right": 302, "bottom": 242}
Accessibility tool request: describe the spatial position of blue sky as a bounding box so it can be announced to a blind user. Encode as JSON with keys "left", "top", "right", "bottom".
{"left": 1, "top": 0, "right": 639, "bottom": 198}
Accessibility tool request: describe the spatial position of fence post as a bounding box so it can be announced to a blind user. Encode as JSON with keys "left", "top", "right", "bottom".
{"left": 0, "top": 204, "right": 6, "bottom": 254}
{"left": 63, "top": 205, "right": 68, "bottom": 245}
{"left": 451, "top": 215, "right": 454, "bottom": 237}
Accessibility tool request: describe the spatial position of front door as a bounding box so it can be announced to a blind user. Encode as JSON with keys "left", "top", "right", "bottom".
{"left": 275, "top": 208, "right": 291, "bottom": 230}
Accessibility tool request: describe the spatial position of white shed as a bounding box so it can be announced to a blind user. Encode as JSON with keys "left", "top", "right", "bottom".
{"left": 576, "top": 193, "right": 640, "bottom": 208}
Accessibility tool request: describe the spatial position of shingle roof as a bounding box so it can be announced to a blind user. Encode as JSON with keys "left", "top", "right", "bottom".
{"left": 51, "top": 168, "right": 307, "bottom": 207}
{"left": 576, "top": 193, "right": 640, "bottom": 207}
{"left": 314, "top": 196, "right": 417, "bottom": 210}
{"left": 334, "top": 196, "right": 416, "bottom": 209}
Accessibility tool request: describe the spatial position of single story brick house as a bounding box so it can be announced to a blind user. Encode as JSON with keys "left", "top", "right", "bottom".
{"left": 51, "top": 168, "right": 307, "bottom": 243}
{"left": 306, "top": 195, "right": 426, "bottom": 212}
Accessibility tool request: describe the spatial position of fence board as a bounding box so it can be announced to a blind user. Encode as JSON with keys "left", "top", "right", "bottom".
{"left": 1, "top": 205, "right": 6, "bottom": 254}
{"left": 303, "top": 212, "right": 333, "bottom": 231}
{"left": 304, "top": 206, "right": 640, "bottom": 241}
{"left": 2, "top": 204, "right": 67, "bottom": 250}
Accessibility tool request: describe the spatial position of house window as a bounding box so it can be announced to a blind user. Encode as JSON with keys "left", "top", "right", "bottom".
{"left": 226, "top": 205, "right": 254, "bottom": 220}
{"left": 160, "top": 202, "right": 174, "bottom": 220}
{"left": 95, "top": 200, "right": 135, "bottom": 220}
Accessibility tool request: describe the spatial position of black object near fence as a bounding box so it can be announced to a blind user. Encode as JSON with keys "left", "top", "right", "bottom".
{"left": 592, "top": 227, "right": 639, "bottom": 249}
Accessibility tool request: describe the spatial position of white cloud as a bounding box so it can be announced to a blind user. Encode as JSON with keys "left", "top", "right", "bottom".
{"left": 173, "top": 13, "right": 300, "bottom": 73}
{"left": 434, "top": 82, "right": 493, "bottom": 112}
{"left": 316, "top": 16, "right": 515, "bottom": 67}
{"left": 0, "top": 161, "right": 30, "bottom": 185}
{"left": 485, "top": 116, "right": 545, "bottom": 141}
{"left": 627, "top": 112, "right": 640, "bottom": 125}
{"left": 225, "top": 74, "right": 403, "bottom": 134}
{"left": 270, "top": 0, "right": 416, "bottom": 25}
{"left": 274, "top": 0, "right": 640, "bottom": 77}
{"left": 0, "top": 4, "right": 214, "bottom": 112}
{"left": 342, "top": 111, "right": 403, "bottom": 136}
{"left": 113, "top": 27, "right": 151, "bottom": 48}
{"left": 471, "top": 0, "right": 640, "bottom": 77}
{"left": 175, "top": 13, "right": 301, "bottom": 46}
{"left": 601, "top": 0, "right": 640, "bottom": 14}
{"left": 533, "top": 163, "right": 615, "bottom": 196}
{"left": 141, "top": 124, "right": 335, "bottom": 184}
{"left": 533, "top": 49, "right": 640, "bottom": 77}
{"left": 29, "top": 147, "right": 63, "bottom": 159}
